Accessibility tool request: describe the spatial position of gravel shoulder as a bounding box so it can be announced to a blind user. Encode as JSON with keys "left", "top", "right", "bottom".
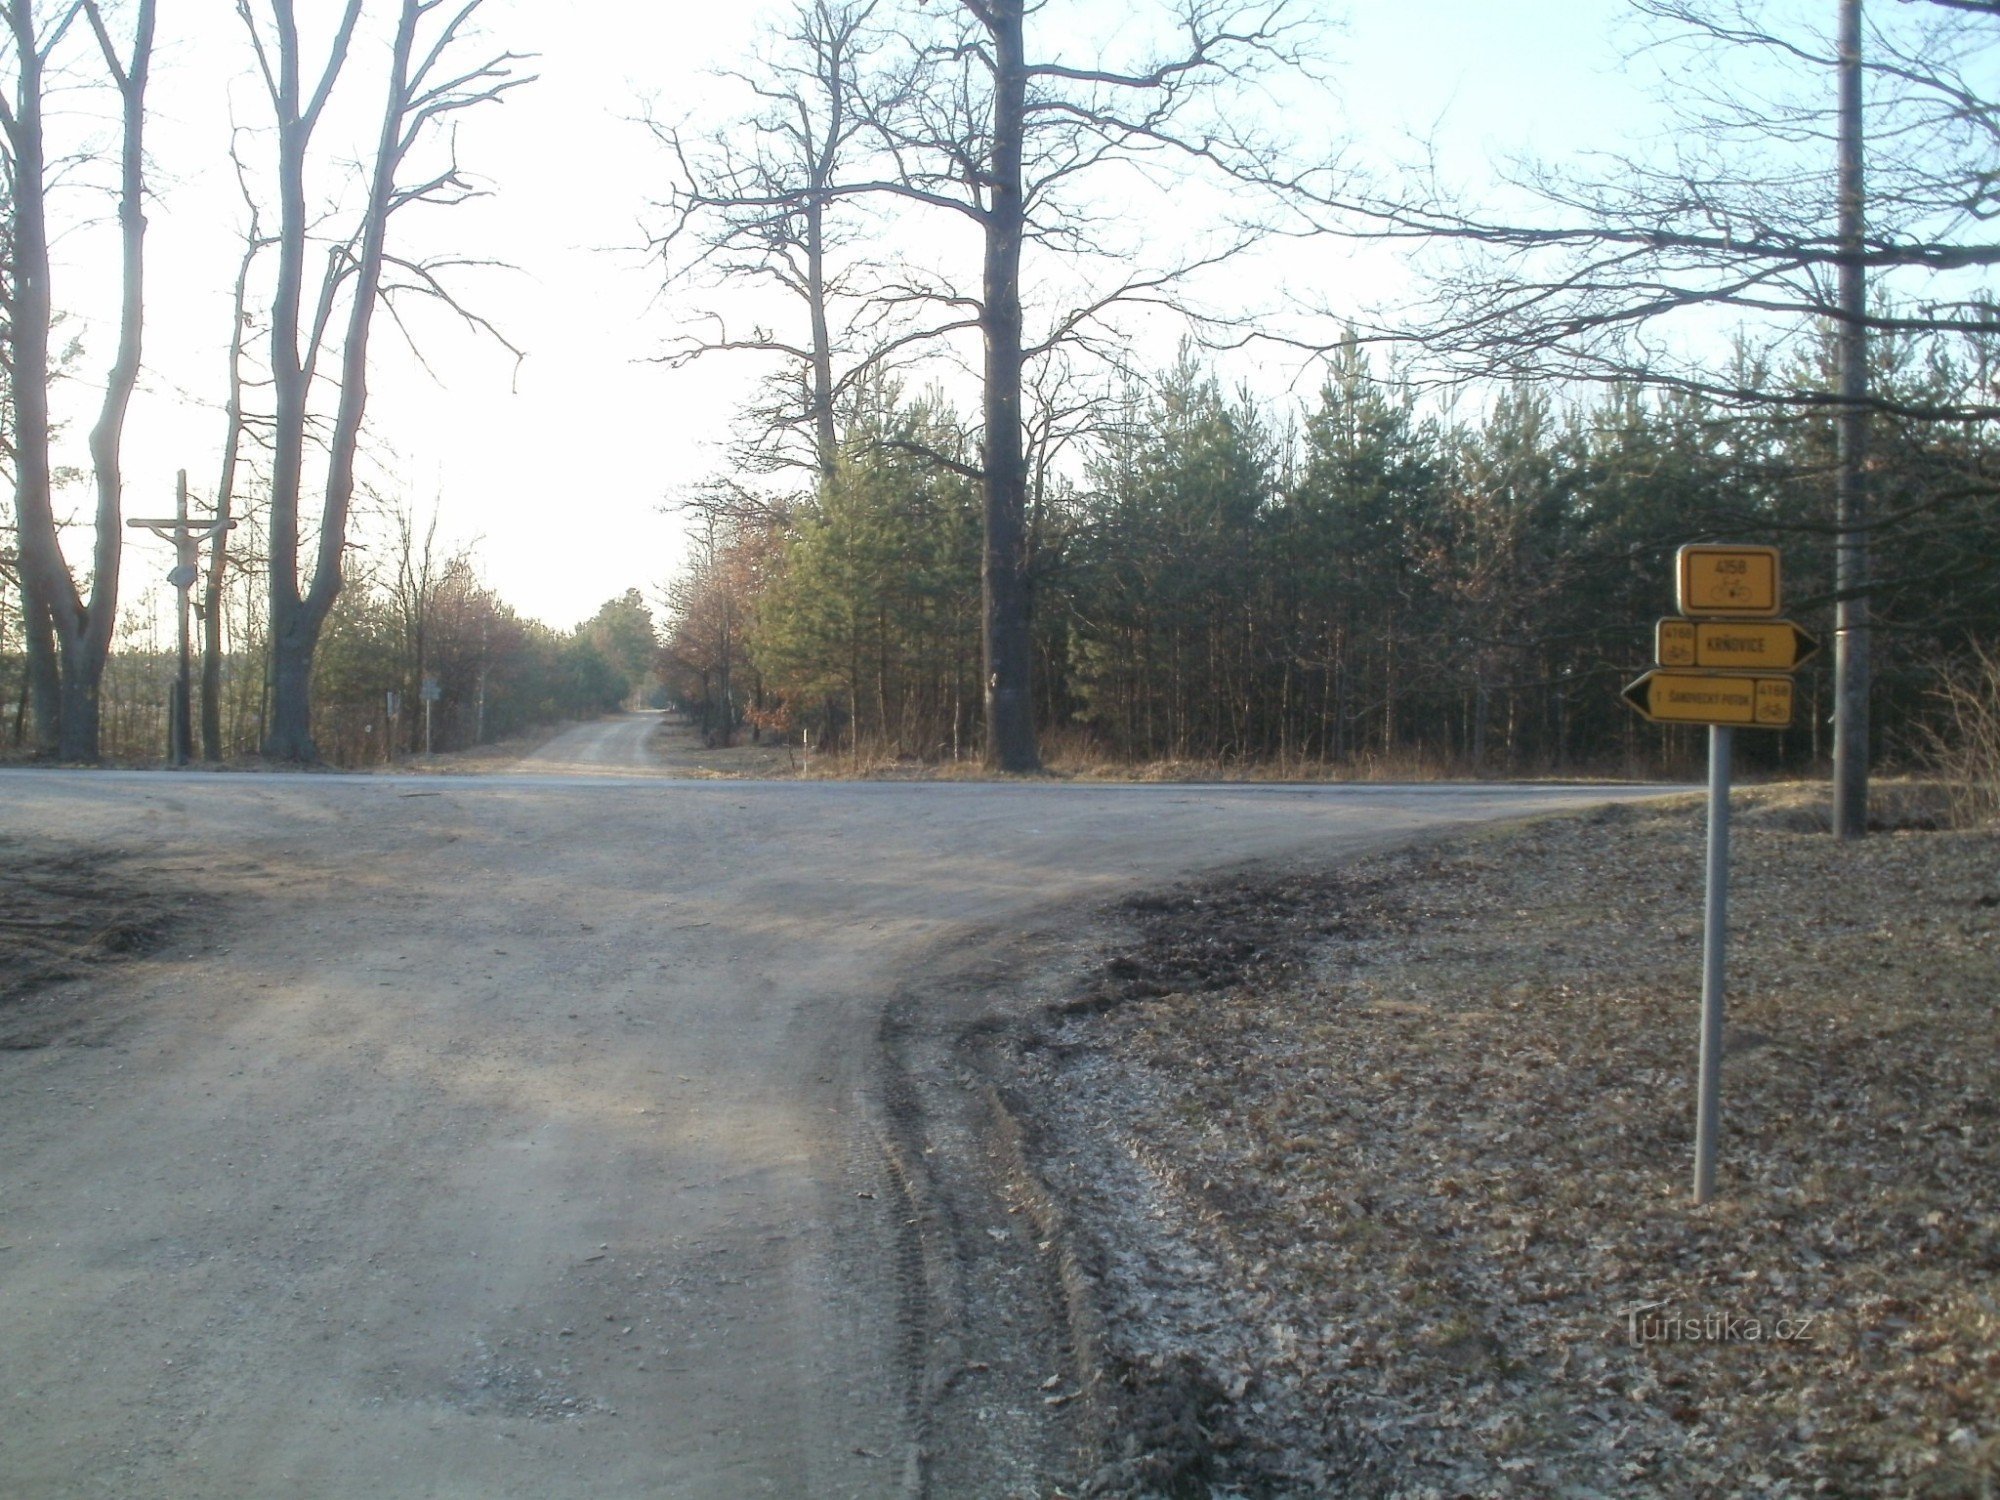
{"left": 974, "top": 783, "right": 1999, "bottom": 1497}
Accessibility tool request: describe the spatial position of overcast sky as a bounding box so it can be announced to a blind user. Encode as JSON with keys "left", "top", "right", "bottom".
{"left": 64, "top": 1, "right": 1670, "bottom": 632}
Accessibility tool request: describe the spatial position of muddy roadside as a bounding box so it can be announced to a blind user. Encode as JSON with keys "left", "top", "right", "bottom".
{"left": 0, "top": 839, "right": 195, "bottom": 1049}
{"left": 902, "top": 783, "right": 1998, "bottom": 1497}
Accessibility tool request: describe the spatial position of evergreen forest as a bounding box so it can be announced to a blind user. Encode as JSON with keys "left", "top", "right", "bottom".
{"left": 659, "top": 339, "right": 2000, "bottom": 778}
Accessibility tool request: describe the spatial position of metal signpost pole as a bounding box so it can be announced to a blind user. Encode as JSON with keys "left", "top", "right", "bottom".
{"left": 1626, "top": 544, "right": 1800, "bottom": 1205}
{"left": 1693, "top": 724, "right": 1733, "bottom": 1205}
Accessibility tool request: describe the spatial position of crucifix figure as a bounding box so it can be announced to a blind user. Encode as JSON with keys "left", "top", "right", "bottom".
{"left": 127, "top": 470, "right": 236, "bottom": 766}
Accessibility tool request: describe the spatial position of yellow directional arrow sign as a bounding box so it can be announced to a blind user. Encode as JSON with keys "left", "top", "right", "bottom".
{"left": 1656, "top": 618, "right": 1819, "bottom": 671}
{"left": 1623, "top": 670, "right": 1794, "bottom": 728}
{"left": 1677, "top": 544, "right": 1782, "bottom": 618}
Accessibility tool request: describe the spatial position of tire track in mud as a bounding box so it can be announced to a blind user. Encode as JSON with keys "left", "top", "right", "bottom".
{"left": 874, "top": 869, "right": 1392, "bottom": 1498}
{"left": 874, "top": 927, "right": 1112, "bottom": 1499}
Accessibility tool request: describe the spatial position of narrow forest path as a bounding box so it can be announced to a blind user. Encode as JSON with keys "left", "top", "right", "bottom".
{"left": 514, "top": 711, "right": 676, "bottom": 774}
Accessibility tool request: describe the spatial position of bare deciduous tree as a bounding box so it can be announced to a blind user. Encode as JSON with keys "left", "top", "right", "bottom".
{"left": 238, "top": 0, "right": 528, "bottom": 761}
{"left": 864, "top": 0, "right": 1317, "bottom": 771}
{"left": 649, "top": 0, "right": 887, "bottom": 484}
{"left": 1338, "top": 3, "right": 2000, "bottom": 410}
{"left": 3, "top": 0, "right": 155, "bottom": 762}
{"left": 201, "top": 138, "right": 275, "bottom": 762}
{"left": 1312, "top": 0, "right": 2000, "bottom": 835}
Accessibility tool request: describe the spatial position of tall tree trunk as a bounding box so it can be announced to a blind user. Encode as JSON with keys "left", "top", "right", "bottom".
{"left": 199, "top": 531, "right": 230, "bottom": 759}
{"left": 1832, "top": 0, "right": 1870, "bottom": 839}
{"left": 715, "top": 602, "right": 733, "bottom": 748}
{"left": 263, "top": 0, "right": 402, "bottom": 760}
{"left": 6, "top": 0, "right": 154, "bottom": 762}
{"left": 259, "top": 3, "right": 325, "bottom": 760}
{"left": 9, "top": 3, "right": 63, "bottom": 757}
{"left": 254, "top": 0, "right": 516, "bottom": 759}
{"left": 72, "top": 0, "right": 154, "bottom": 764}
{"left": 56, "top": 650, "right": 102, "bottom": 760}
{"left": 203, "top": 224, "right": 260, "bottom": 760}
{"left": 976, "top": 0, "right": 1040, "bottom": 772}
{"left": 805, "top": 196, "right": 838, "bottom": 479}
{"left": 21, "top": 592, "right": 57, "bottom": 755}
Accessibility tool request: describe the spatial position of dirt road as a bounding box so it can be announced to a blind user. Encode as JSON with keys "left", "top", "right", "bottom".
{"left": 0, "top": 716, "right": 1665, "bottom": 1497}
{"left": 515, "top": 714, "right": 677, "bottom": 775}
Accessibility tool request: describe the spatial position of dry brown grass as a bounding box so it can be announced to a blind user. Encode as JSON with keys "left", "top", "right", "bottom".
{"left": 641, "top": 717, "right": 1645, "bottom": 785}
{"left": 1925, "top": 643, "right": 2000, "bottom": 829}
{"left": 1016, "top": 784, "right": 2000, "bottom": 1497}
{"left": 1037, "top": 727, "right": 1558, "bottom": 783}
{"left": 646, "top": 716, "right": 800, "bottom": 777}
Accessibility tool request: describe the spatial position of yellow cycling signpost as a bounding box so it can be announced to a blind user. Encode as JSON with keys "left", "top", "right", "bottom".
{"left": 1675, "top": 542, "right": 1783, "bottom": 618}
{"left": 1653, "top": 618, "right": 1819, "bottom": 673}
{"left": 1623, "top": 544, "right": 1813, "bottom": 1206}
{"left": 1623, "top": 670, "right": 1795, "bottom": 728}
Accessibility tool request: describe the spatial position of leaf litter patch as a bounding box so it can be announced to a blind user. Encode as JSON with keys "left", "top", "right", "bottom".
{"left": 1007, "top": 789, "right": 1999, "bottom": 1498}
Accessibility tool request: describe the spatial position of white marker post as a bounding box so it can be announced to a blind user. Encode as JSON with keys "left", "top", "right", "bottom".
{"left": 1693, "top": 725, "right": 1732, "bottom": 1205}
{"left": 421, "top": 675, "right": 441, "bottom": 756}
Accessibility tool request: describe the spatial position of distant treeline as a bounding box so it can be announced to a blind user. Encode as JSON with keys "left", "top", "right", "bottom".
{"left": 0, "top": 520, "right": 659, "bottom": 767}
{"left": 661, "top": 342, "right": 2000, "bottom": 776}
{"left": 301, "top": 574, "right": 657, "bottom": 766}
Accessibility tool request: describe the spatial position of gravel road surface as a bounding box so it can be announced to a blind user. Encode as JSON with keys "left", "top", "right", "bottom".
{"left": 0, "top": 715, "right": 1666, "bottom": 1497}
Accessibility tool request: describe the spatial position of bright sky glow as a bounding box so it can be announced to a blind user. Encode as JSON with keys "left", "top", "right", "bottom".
{"left": 51, "top": 1, "right": 1690, "bottom": 632}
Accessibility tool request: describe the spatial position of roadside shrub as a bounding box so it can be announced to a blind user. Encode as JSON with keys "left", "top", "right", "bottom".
{"left": 1928, "top": 640, "right": 2000, "bottom": 826}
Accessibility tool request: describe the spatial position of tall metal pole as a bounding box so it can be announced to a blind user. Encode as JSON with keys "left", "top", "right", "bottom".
{"left": 173, "top": 470, "right": 192, "bottom": 767}
{"left": 1832, "top": 0, "right": 1871, "bottom": 840}
{"left": 1693, "top": 724, "right": 1733, "bottom": 1205}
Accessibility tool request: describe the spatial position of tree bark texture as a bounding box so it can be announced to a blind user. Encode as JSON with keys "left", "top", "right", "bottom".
{"left": 260, "top": 0, "right": 409, "bottom": 760}
{"left": 5, "top": 0, "right": 154, "bottom": 762}
{"left": 253, "top": 0, "right": 518, "bottom": 760}
{"left": 260, "top": 0, "right": 359, "bottom": 761}
{"left": 203, "top": 223, "right": 262, "bottom": 760}
{"left": 1832, "top": 0, "right": 1871, "bottom": 839}
{"left": 975, "top": 0, "right": 1040, "bottom": 772}
{"left": 806, "top": 194, "right": 839, "bottom": 479}
{"left": 8, "top": 3, "right": 62, "bottom": 756}
{"left": 22, "top": 592, "right": 57, "bottom": 755}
